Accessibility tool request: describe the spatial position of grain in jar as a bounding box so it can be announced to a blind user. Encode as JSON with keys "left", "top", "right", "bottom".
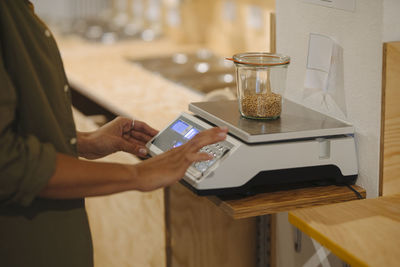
{"left": 240, "top": 92, "right": 282, "bottom": 119}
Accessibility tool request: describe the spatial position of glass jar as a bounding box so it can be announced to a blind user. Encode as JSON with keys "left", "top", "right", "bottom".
{"left": 232, "top": 52, "right": 290, "bottom": 120}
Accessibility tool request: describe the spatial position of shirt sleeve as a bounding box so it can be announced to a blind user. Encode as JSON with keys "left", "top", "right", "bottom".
{"left": 0, "top": 52, "right": 57, "bottom": 207}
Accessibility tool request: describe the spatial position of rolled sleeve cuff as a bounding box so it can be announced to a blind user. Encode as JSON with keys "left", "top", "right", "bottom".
{"left": 17, "top": 138, "right": 57, "bottom": 207}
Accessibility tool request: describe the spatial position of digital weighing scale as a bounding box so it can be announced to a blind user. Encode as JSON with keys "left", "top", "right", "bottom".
{"left": 146, "top": 100, "right": 358, "bottom": 195}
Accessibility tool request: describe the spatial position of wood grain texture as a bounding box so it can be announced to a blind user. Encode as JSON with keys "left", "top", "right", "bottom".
{"left": 289, "top": 194, "right": 400, "bottom": 267}
{"left": 208, "top": 185, "right": 366, "bottom": 219}
{"left": 167, "top": 183, "right": 257, "bottom": 267}
{"left": 381, "top": 42, "right": 400, "bottom": 196}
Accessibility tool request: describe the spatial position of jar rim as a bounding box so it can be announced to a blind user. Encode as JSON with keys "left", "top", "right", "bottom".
{"left": 231, "top": 52, "right": 290, "bottom": 66}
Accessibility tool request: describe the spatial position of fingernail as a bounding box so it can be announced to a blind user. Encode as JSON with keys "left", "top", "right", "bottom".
{"left": 220, "top": 126, "right": 228, "bottom": 131}
{"left": 218, "top": 132, "right": 227, "bottom": 138}
{"left": 139, "top": 148, "right": 147, "bottom": 155}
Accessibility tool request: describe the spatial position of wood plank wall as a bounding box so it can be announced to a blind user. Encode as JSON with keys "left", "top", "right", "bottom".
{"left": 380, "top": 41, "right": 400, "bottom": 196}
{"left": 166, "top": 183, "right": 257, "bottom": 267}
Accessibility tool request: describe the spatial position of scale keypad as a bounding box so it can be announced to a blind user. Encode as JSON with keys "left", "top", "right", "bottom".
{"left": 188, "top": 142, "right": 230, "bottom": 179}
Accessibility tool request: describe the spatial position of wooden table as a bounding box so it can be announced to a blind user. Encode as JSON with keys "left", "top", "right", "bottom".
{"left": 289, "top": 194, "right": 400, "bottom": 267}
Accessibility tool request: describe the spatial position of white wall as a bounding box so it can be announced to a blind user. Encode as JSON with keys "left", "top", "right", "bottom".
{"left": 383, "top": 0, "right": 400, "bottom": 42}
{"left": 276, "top": 0, "right": 383, "bottom": 198}
{"left": 275, "top": 1, "right": 384, "bottom": 266}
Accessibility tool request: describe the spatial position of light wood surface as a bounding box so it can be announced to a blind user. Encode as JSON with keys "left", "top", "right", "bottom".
{"left": 289, "top": 194, "right": 400, "bottom": 267}
{"left": 380, "top": 42, "right": 400, "bottom": 196}
{"left": 209, "top": 185, "right": 366, "bottom": 219}
{"left": 166, "top": 183, "right": 257, "bottom": 267}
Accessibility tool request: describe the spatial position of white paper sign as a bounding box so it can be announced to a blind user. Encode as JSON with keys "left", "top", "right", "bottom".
{"left": 303, "top": 33, "right": 347, "bottom": 117}
{"left": 304, "top": 33, "right": 334, "bottom": 91}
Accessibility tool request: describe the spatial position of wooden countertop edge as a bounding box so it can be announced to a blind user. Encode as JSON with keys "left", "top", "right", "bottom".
{"left": 207, "top": 185, "right": 366, "bottom": 219}
{"left": 288, "top": 211, "right": 369, "bottom": 267}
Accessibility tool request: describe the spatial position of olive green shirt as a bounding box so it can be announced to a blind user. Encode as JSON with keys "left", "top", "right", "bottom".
{"left": 0, "top": 1, "right": 93, "bottom": 266}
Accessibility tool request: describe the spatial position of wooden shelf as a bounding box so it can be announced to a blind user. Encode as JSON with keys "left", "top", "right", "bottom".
{"left": 207, "top": 184, "right": 366, "bottom": 219}
{"left": 289, "top": 194, "right": 400, "bottom": 267}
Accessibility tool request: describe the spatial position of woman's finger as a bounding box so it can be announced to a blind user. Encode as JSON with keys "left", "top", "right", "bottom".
{"left": 122, "top": 134, "right": 147, "bottom": 146}
{"left": 119, "top": 139, "right": 148, "bottom": 156}
{"left": 129, "top": 130, "right": 154, "bottom": 143}
{"left": 109, "top": 117, "right": 133, "bottom": 133}
{"left": 185, "top": 127, "right": 228, "bottom": 153}
{"left": 185, "top": 152, "right": 213, "bottom": 163}
{"left": 132, "top": 120, "right": 159, "bottom": 137}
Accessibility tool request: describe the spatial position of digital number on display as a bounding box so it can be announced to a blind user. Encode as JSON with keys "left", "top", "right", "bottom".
{"left": 171, "top": 120, "right": 189, "bottom": 134}
{"left": 171, "top": 120, "right": 200, "bottom": 140}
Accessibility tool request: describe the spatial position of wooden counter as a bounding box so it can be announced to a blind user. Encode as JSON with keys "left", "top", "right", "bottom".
{"left": 289, "top": 194, "right": 400, "bottom": 267}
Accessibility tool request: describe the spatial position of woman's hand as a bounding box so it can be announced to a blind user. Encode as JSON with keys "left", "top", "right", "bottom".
{"left": 135, "top": 126, "right": 228, "bottom": 192}
{"left": 77, "top": 117, "right": 158, "bottom": 159}
{"left": 40, "top": 126, "right": 228, "bottom": 199}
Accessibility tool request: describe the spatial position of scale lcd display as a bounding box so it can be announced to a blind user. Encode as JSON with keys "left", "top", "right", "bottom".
{"left": 170, "top": 119, "right": 200, "bottom": 140}
{"left": 184, "top": 128, "right": 199, "bottom": 139}
{"left": 171, "top": 120, "right": 189, "bottom": 134}
{"left": 151, "top": 116, "right": 204, "bottom": 152}
{"left": 173, "top": 141, "right": 183, "bottom": 148}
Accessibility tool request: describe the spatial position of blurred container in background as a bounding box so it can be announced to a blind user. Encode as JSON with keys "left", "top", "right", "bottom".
{"left": 31, "top": 0, "right": 276, "bottom": 56}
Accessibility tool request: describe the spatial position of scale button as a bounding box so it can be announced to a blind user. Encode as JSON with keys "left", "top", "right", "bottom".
{"left": 196, "top": 162, "right": 208, "bottom": 172}
{"left": 207, "top": 159, "right": 216, "bottom": 166}
{"left": 186, "top": 167, "right": 202, "bottom": 179}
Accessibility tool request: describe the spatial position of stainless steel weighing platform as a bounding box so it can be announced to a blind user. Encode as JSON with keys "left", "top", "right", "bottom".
{"left": 189, "top": 100, "right": 354, "bottom": 143}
